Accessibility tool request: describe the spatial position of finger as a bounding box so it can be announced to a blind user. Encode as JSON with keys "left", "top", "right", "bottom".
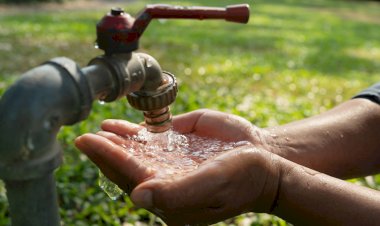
{"left": 101, "top": 119, "right": 144, "bottom": 137}
{"left": 181, "top": 110, "right": 255, "bottom": 142}
{"left": 75, "top": 134, "right": 154, "bottom": 186}
{"left": 172, "top": 109, "right": 208, "bottom": 133}
{"left": 96, "top": 131, "right": 130, "bottom": 146}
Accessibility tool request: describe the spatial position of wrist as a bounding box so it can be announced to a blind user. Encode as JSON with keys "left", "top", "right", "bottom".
{"left": 243, "top": 146, "right": 284, "bottom": 214}
{"left": 265, "top": 154, "right": 301, "bottom": 215}
{"left": 265, "top": 153, "right": 283, "bottom": 214}
{"left": 270, "top": 160, "right": 305, "bottom": 224}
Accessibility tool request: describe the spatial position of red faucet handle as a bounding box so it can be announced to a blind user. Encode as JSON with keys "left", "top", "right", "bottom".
{"left": 144, "top": 4, "right": 250, "bottom": 24}
{"left": 130, "top": 4, "right": 250, "bottom": 47}
{"left": 96, "top": 4, "right": 250, "bottom": 54}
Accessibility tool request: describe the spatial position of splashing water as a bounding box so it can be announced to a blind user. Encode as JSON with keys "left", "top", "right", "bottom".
{"left": 99, "top": 128, "right": 250, "bottom": 199}
{"left": 98, "top": 171, "right": 123, "bottom": 200}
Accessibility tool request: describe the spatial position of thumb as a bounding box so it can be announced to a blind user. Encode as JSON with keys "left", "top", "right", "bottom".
{"left": 130, "top": 187, "right": 154, "bottom": 208}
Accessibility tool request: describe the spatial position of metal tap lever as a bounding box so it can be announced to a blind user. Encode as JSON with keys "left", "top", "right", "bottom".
{"left": 96, "top": 4, "right": 250, "bottom": 54}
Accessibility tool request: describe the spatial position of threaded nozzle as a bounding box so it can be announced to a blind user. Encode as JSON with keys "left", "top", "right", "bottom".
{"left": 144, "top": 107, "right": 172, "bottom": 133}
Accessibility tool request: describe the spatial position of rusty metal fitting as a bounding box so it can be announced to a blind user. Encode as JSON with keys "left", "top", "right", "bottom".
{"left": 127, "top": 71, "right": 177, "bottom": 111}
{"left": 144, "top": 107, "right": 172, "bottom": 133}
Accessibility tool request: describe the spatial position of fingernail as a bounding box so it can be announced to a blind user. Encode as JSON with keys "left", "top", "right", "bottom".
{"left": 132, "top": 189, "right": 153, "bottom": 208}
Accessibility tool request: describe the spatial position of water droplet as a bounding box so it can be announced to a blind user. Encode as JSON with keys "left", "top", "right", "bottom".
{"left": 98, "top": 100, "right": 105, "bottom": 105}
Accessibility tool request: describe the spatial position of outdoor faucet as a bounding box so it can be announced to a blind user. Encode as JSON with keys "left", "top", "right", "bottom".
{"left": 92, "top": 4, "right": 250, "bottom": 132}
{"left": 0, "top": 4, "right": 250, "bottom": 226}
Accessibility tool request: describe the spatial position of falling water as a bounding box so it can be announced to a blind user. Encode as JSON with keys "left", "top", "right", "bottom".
{"left": 99, "top": 128, "right": 250, "bottom": 200}
{"left": 98, "top": 171, "right": 123, "bottom": 200}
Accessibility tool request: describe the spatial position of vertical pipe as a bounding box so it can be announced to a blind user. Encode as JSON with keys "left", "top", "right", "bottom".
{"left": 0, "top": 59, "right": 85, "bottom": 226}
{"left": 5, "top": 173, "right": 60, "bottom": 226}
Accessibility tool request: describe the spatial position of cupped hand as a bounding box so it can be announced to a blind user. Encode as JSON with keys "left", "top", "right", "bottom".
{"left": 131, "top": 145, "right": 281, "bottom": 225}
{"left": 75, "top": 109, "right": 281, "bottom": 225}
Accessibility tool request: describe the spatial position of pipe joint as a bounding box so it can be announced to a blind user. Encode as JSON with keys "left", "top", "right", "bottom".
{"left": 46, "top": 57, "right": 93, "bottom": 122}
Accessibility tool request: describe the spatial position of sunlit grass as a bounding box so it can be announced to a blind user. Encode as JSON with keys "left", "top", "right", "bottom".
{"left": 0, "top": 0, "right": 379, "bottom": 225}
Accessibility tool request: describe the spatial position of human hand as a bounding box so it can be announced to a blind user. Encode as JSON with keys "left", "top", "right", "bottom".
{"left": 74, "top": 120, "right": 155, "bottom": 194}
{"left": 75, "top": 108, "right": 270, "bottom": 186}
{"left": 130, "top": 145, "right": 281, "bottom": 225}
{"left": 75, "top": 109, "right": 281, "bottom": 225}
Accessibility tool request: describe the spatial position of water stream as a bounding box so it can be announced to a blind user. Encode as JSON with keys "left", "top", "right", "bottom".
{"left": 99, "top": 128, "right": 250, "bottom": 200}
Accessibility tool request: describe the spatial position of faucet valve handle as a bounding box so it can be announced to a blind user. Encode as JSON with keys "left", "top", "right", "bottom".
{"left": 96, "top": 4, "right": 250, "bottom": 55}
{"left": 139, "top": 4, "right": 250, "bottom": 24}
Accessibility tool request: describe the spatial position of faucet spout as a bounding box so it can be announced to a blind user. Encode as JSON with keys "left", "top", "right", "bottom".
{"left": 143, "top": 107, "right": 173, "bottom": 133}
{"left": 126, "top": 61, "right": 177, "bottom": 133}
{"left": 87, "top": 52, "right": 178, "bottom": 133}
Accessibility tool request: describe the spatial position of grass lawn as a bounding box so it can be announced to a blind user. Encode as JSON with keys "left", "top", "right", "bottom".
{"left": 0, "top": 0, "right": 380, "bottom": 225}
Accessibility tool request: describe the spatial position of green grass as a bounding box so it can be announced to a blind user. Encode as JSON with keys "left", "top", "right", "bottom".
{"left": 1, "top": 0, "right": 380, "bottom": 225}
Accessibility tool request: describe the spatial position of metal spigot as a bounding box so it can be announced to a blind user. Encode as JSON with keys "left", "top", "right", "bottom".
{"left": 127, "top": 71, "right": 177, "bottom": 133}
{"left": 95, "top": 4, "right": 250, "bottom": 133}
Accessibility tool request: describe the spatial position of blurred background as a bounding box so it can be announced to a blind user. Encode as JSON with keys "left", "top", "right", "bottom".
{"left": 0, "top": 0, "right": 379, "bottom": 225}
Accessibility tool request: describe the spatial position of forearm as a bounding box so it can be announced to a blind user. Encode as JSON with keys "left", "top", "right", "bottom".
{"left": 273, "top": 158, "right": 380, "bottom": 225}
{"left": 265, "top": 98, "right": 380, "bottom": 178}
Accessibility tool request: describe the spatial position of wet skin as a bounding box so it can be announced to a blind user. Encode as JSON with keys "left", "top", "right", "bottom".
{"left": 76, "top": 98, "right": 380, "bottom": 225}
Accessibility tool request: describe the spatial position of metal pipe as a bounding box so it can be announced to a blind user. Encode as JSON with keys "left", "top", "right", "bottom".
{"left": 5, "top": 173, "right": 60, "bottom": 226}
{"left": 81, "top": 63, "right": 114, "bottom": 101}
{"left": 0, "top": 57, "right": 93, "bottom": 226}
{"left": 0, "top": 53, "right": 176, "bottom": 225}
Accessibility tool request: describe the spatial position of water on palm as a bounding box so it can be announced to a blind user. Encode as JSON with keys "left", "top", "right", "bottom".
{"left": 99, "top": 126, "right": 250, "bottom": 200}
